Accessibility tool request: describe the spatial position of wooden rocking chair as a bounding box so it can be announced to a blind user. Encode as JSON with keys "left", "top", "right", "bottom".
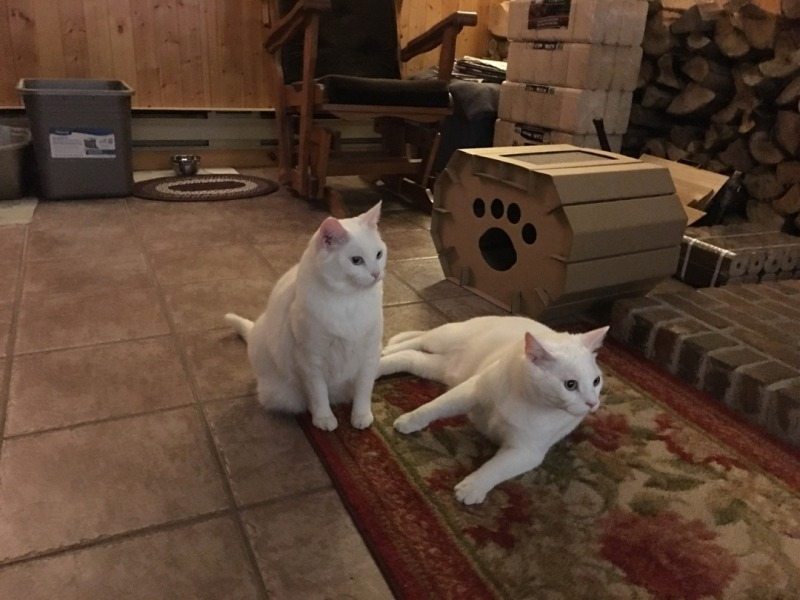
{"left": 265, "top": 0, "right": 477, "bottom": 216}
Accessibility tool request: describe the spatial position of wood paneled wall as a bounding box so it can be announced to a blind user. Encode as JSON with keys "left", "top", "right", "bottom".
{"left": 0, "top": 0, "right": 495, "bottom": 109}
{"left": 1, "top": 0, "right": 273, "bottom": 108}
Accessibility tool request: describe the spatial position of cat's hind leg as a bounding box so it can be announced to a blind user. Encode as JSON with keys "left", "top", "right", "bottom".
{"left": 378, "top": 349, "right": 445, "bottom": 379}
{"left": 255, "top": 376, "right": 306, "bottom": 414}
{"left": 394, "top": 376, "right": 478, "bottom": 434}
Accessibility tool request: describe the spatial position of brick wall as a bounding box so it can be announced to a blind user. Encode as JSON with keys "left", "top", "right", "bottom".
{"left": 610, "top": 280, "right": 800, "bottom": 446}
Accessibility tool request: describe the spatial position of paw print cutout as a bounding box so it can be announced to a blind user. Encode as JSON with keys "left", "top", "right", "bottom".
{"left": 472, "top": 198, "right": 537, "bottom": 272}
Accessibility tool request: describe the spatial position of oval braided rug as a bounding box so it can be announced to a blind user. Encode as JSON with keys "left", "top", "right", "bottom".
{"left": 133, "top": 174, "right": 278, "bottom": 202}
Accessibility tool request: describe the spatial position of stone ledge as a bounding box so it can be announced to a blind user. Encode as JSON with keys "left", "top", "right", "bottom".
{"left": 610, "top": 279, "right": 800, "bottom": 446}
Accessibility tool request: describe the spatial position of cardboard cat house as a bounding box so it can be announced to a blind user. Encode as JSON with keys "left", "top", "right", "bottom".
{"left": 431, "top": 145, "right": 687, "bottom": 319}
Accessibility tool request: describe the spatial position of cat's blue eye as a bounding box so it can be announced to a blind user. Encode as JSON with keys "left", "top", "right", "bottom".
{"left": 564, "top": 380, "right": 578, "bottom": 391}
{"left": 593, "top": 376, "right": 601, "bottom": 387}
{"left": 351, "top": 256, "right": 364, "bottom": 265}
{"left": 376, "top": 250, "right": 383, "bottom": 259}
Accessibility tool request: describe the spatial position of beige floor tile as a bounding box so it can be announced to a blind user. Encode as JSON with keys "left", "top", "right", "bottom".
{"left": 0, "top": 517, "right": 262, "bottom": 600}
{"left": 246, "top": 213, "right": 325, "bottom": 246}
{"left": 162, "top": 278, "right": 274, "bottom": 333}
{"left": 0, "top": 261, "right": 19, "bottom": 304}
{"left": 26, "top": 224, "right": 142, "bottom": 262}
{"left": 0, "top": 407, "right": 229, "bottom": 561}
{"left": 221, "top": 195, "right": 323, "bottom": 230}
{"left": 389, "top": 257, "right": 471, "bottom": 301}
{"left": 0, "top": 225, "right": 26, "bottom": 262}
{"left": 374, "top": 209, "right": 429, "bottom": 232}
{"left": 16, "top": 287, "right": 170, "bottom": 354}
{"left": 149, "top": 243, "right": 273, "bottom": 286}
{"left": 22, "top": 254, "right": 152, "bottom": 296}
{"left": 0, "top": 357, "right": 5, "bottom": 402}
{"left": 6, "top": 337, "right": 194, "bottom": 436}
{"left": 392, "top": 209, "right": 431, "bottom": 230}
{"left": 0, "top": 303, "right": 11, "bottom": 358}
{"left": 382, "top": 271, "right": 422, "bottom": 306}
{"left": 255, "top": 241, "right": 307, "bottom": 276}
{"left": 30, "top": 199, "right": 127, "bottom": 231}
{"left": 382, "top": 228, "right": 437, "bottom": 261}
{"left": 431, "top": 294, "right": 506, "bottom": 322}
{"left": 242, "top": 489, "right": 392, "bottom": 599}
{"left": 181, "top": 329, "right": 255, "bottom": 401}
{"left": 204, "top": 397, "right": 330, "bottom": 506}
{"left": 383, "top": 302, "right": 447, "bottom": 344}
{"left": 126, "top": 198, "right": 228, "bottom": 222}
{"left": 133, "top": 215, "right": 245, "bottom": 253}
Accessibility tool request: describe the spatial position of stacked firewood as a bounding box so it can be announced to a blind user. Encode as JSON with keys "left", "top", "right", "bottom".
{"left": 623, "top": 0, "right": 800, "bottom": 229}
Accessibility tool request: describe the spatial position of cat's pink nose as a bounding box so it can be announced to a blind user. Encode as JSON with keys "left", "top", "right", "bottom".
{"left": 586, "top": 400, "right": 599, "bottom": 412}
{"left": 371, "top": 271, "right": 382, "bottom": 281}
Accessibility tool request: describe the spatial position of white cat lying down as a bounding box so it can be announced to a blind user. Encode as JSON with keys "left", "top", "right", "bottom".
{"left": 378, "top": 316, "right": 609, "bottom": 505}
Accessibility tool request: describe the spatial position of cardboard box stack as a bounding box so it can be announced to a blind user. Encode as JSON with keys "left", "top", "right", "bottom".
{"left": 494, "top": 0, "right": 648, "bottom": 152}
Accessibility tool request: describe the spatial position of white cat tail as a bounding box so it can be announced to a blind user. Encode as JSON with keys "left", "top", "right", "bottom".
{"left": 224, "top": 313, "right": 254, "bottom": 341}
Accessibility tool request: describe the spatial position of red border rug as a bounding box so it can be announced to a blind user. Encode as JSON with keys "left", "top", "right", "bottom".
{"left": 301, "top": 340, "right": 800, "bottom": 599}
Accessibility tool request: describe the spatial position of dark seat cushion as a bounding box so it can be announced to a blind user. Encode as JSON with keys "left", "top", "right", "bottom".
{"left": 320, "top": 75, "right": 451, "bottom": 108}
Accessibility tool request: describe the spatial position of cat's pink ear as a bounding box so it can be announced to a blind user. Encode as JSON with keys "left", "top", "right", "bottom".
{"left": 524, "top": 332, "right": 553, "bottom": 363}
{"left": 360, "top": 201, "right": 382, "bottom": 229}
{"left": 318, "top": 217, "right": 349, "bottom": 248}
{"left": 581, "top": 326, "right": 609, "bottom": 353}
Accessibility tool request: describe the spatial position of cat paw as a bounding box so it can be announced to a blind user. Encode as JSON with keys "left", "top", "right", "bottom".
{"left": 471, "top": 197, "right": 537, "bottom": 272}
{"left": 350, "top": 411, "right": 374, "bottom": 430}
{"left": 393, "top": 413, "right": 421, "bottom": 434}
{"left": 454, "top": 477, "right": 488, "bottom": 505}
{"left": 311, "top": 413, "right": 338, "bottom": 431}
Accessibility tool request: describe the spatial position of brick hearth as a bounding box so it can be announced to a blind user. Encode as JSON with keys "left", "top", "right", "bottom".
{"left": 609, "top": 280, "right": 800, "bottom": 446}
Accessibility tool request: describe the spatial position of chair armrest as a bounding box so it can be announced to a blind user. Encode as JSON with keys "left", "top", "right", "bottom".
{"left": 264, "top": 0, "right": 331, "bottom": 54}
{"left": 399, "top": 11, "right": 478, "bottom": 63}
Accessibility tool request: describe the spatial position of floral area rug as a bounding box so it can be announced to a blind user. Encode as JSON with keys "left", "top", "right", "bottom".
{"left": 301, "top": 341, "right": 800, "bottom": 600}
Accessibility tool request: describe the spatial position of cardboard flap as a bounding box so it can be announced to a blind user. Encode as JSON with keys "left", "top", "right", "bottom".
{"left": 639, "top": 154, "right": 729, "bottom": 225}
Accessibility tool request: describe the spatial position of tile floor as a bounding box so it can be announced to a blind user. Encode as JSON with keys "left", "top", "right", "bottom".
{"left": 0, "top": 173, "right": 505, "bottom": 599}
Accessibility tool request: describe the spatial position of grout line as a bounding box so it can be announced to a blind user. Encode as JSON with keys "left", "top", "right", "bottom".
{"left": 3, "top": 402, "right": 197, "bottom": 442}
{"left": 0, "top": 508, "right": 231, "bottom": 570}
{"left": 236, "top": 483, "right": 335, "bottom": 514}
{"left": 120, "top": 197, "right": 272, "bottom": 600}
{"left": 9, "top": 331, "right": 175, "bottom": 359}
{"left": 0, "top": 483, "right": 337, "bottom": 572}
{"left": 0, "top": 226, "right": 30, "bottom": 458}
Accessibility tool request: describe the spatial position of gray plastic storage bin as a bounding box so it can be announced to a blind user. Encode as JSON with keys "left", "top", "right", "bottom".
{"left": 0, "top": 126, "right": 31, "bottom": 200}
{"left": 16, "top": 79, "right": 134, "bottom": 199}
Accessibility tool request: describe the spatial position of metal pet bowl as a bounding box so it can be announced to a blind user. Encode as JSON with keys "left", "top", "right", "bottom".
{"left": 171, "top": 154, "right": 200, "bottom": 176}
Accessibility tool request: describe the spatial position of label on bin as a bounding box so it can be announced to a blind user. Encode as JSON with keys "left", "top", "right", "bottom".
{"left": 49, "top": 128, "right": 116, "bottom": 159}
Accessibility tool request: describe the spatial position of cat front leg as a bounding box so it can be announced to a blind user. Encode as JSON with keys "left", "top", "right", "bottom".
{"left": 394, "top": 377, "right": 478, "bottom": 434}
{"left": 302, "top": 371, "right": 338, "bottom": 431}
{"left": 350, "top": 361, "right": 378, "bottom": 430}
{"left": 454, "top": 446, "right": 544, "bottom": 505}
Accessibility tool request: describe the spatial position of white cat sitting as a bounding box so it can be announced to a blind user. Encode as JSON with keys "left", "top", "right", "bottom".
{"left": 379, "top": 316, "right": 609, "bottom": 505}
{"left": 225, "top": 202, "right": 386, "bottom": 431}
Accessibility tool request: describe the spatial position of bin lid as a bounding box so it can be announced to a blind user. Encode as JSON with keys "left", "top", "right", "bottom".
{"left": 16, "top": 78, "right": 134, "bottom": 96}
